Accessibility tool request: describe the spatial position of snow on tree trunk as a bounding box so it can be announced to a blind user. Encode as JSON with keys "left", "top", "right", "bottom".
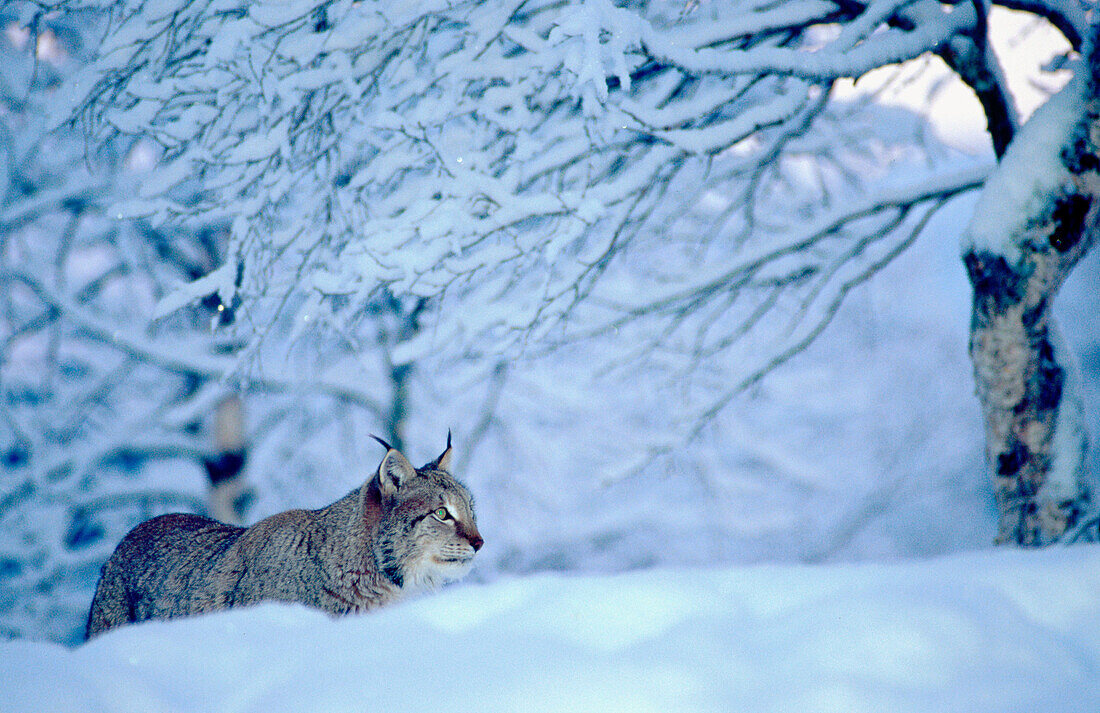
{"left": 962, "top": 39, "right": 1100, "bottom": 546}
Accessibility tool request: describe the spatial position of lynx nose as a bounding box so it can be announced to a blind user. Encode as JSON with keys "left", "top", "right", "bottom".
{"left": 458, "top": 522, "right": 483, "bottom": 552}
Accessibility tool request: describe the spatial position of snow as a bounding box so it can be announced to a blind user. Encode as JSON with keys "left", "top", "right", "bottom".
{"left": 3, "top": 546, "right": 1099, "bottom": 713}
{"left": 834, "top": 8, "right": 1075, "bottom": 154}
{"left": 963, "top": 68, "right": 1084, "bottom": 259}
{"left": 643, "top": 1, "right": 975, "bottom": 81}
{"left": 3, "top": 0, "right": 1098, "bottom": 669}
{"left": 1044, "top": 320, "right": 1090, "bottom": 509}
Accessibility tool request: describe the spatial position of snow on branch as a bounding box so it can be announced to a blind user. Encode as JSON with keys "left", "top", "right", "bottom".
{"left": 964, "top": 68, "right": 1086, "bottom": 260}
{"left": 639, "top": 0, "right": 976, "bottom": 81}
{"left": 38, "top": 0, "right": 1000, "bottom": 366}
{"left": 992, "top": 0, "right": 1090, "bottom": 49}
{"left": 2, "top": 269, "right": 388, "bottom": 415}
{"left": 599, "top": 164, "right": 991, "bottom": 323}
{"left": 569, "top": 161, "right": 989, "bottom": 391}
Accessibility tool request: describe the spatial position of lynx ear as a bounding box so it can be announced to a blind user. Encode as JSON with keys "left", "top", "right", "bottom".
{"left": 432, "top": 430, "right": 454, "bottom": 472}
{"left": 371, "top": 435, "right": 416, "bottom": 496}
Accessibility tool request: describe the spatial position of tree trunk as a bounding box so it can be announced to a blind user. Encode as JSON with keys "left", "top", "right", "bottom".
{"left": 382, "top": 297, "right": 428, "bottom": 454}
{"left": 964, "top": 43, "right": 1100, "bottom": 545}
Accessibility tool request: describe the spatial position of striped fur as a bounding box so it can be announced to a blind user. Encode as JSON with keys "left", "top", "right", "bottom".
{"left": 86, "top": 439, "right": 481, "bottom": 638}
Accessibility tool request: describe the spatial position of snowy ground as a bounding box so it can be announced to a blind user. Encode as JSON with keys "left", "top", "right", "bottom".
{"left": 3, "top": 546, "right": 1098, "bottom": 713}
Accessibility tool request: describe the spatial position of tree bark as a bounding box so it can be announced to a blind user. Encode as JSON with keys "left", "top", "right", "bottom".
{"left": 382, "top": 297, "right": 428, "bottom": 454}
{"left": 964, "top": 40, "right": 1100, "bottom": 545}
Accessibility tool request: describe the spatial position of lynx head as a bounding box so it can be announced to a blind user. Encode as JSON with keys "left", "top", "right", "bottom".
{"left": 368, "top": 433, "right": 483, "bottom": 592}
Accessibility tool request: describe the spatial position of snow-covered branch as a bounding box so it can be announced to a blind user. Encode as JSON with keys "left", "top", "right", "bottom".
{"left": 37, "top": 0, "right": 1009, "bottom": 367}
{"left": 3, "top": 269, "right": 389, "bottom": 415}
{"left": 991, "top": 0, "right": 1089, "bottom": 49}
{"left": 589, "top": 164, "right": 990, "bottom": 327}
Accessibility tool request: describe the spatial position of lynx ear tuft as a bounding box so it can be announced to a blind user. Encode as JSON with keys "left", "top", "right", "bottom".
{"left": 371, "top": 435, "right": 416, "bottom": 496}
{"left": 432, "top": 430, "right": 454, "bottom": 472}
{"left": 369, "top": 434, "right": 394, "bottom": 452}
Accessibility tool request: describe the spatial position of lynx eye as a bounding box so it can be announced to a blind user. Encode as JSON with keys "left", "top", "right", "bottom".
{"left": 432, "top": 507, "right": 451, "bottom": 522}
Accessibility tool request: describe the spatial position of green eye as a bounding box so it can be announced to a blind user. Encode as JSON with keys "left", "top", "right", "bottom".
{"left": 432, "top": 507, "right": 451, "bottom": 521}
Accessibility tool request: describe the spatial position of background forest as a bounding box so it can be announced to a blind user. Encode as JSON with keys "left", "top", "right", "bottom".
{"left": 2, "top": 0, "right": 1098, "bottom": 649}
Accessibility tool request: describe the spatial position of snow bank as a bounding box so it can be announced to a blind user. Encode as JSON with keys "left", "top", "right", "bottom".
{"left": 3, "top": 547, "right": 1099, "bottom": 713}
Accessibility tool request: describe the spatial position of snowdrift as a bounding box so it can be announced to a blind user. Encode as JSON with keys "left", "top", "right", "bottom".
{"left": 2, "top": 547, "right": 1099, "bottom": 713}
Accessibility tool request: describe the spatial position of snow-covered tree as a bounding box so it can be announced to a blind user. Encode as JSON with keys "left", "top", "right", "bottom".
{"left": 41, "top": 0, "right": 1095, "bottom": 545}
{"left": 962, "top": 31, "right": 1099, "bottom": 545}
{"left": 5, "top": 0, "right": 1096, "bottom": 645}
{"left": 1, "top": 6, "right": 208, "bottom": 641}
{"left": 0, "top": 4, "right": 435, "bottom": 641}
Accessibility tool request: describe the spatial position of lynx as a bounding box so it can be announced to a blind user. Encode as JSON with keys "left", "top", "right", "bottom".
{"left": 85, "top": 435, "right": 482, "bottom": 639}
